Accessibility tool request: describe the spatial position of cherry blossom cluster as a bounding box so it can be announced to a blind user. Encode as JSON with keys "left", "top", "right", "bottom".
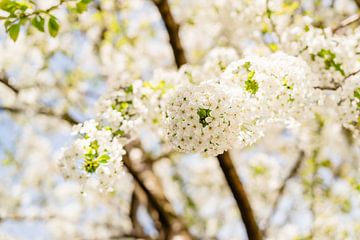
{"left": 58, "top": 120, "right": 125, "bottom": 192}
{"left": 59, "top": 81, "right": 144, "bottom": 191}
{"left": 163, "top": 82, "right": 243, "bottom": 156}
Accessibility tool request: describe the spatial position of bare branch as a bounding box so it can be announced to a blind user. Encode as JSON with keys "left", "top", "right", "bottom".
{"left": 0, "top": 105, "right": 78, "bottom": 125}
{"left": 333, "top": 13, "right": 360, "bottom": 33}
{"left": 0, "top": 74, "right": 19, "bottom": 94}
{"left": 354, "top": 0, "right": 360, "bottom": 8}
{"left": 123, "top": 151, "right": 193, "bottom": 240}
{"left": 263, "top": 151, "right": 305, "bottom": 234}
{"left": 314, "top": 68, "right": 360, "bottom": 91}
{"left": 129, "top": 185, "right": 147, "bottom": 237}
{"left": 152, "top": 0, "right": 187, "bottom": 68}
{"left": 217, "top": 151, "right": 263, "bottom": 240}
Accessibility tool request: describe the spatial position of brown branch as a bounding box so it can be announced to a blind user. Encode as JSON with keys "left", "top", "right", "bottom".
{"left": 314, "top": 68, "right": 360, "bottom": 91}
{"left": 217, "top": 151, "right": 263, "bottom": 240}
{"left": 152, "top": 0, "right": 187, "bottom": 68}
{"left": 0, "top": 74, "right": 19, "bottom": 94}
{"left": 0, "top": 105, "right": 78, "bottom": 125}
{"left": 129, "top": 185, "right": 148, "bottom": 237}
{"left": 333, "top": 13, "right": 360, "bottom": 33}
{"left": 355, "top": 0, "right": 360, "bottom": 8}
{"left": 123, "top": 151, "right": 193, "bottom": 240}
{"left": 313, "top": 85, "right": 339, "bottom": 91}
{"left": 0, "top": 73, "right": 78, "bottom": 125}
{"left": 108, "top": 233, "right": 153, "bottom": 240}
{"left": 263, "top": 151, "right": 305, "bottom": 234}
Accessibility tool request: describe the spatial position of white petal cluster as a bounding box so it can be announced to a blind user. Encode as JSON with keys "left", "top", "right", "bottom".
{"left": 222, "top": 52, "right": 316, "bottom": 122}
{"left": 336, "top": 75, "right": 360, "bottom": 137}
{"left": 59, "top": 81, "right": 145, "bottom": 191}
{"left": 203, "top": 47, "right": 239, "bottom": 76}
{"left": 299, "top": 29, "right": 360, "bottom": 86}
{"left": 95, "top": 80, "right": 144, "bottom": 140}
{"left": 58, "top": 120, "right": 125, "bottom": 192}
{"left": 163, "top": 82, "right": 242, "bottom": 156}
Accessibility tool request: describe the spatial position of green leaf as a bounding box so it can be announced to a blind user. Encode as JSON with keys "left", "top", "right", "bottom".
{"left": 4, "top": 19, "right": 12, "bottom": 29}
{"left": 84, "top": 159, "right": 99, "bottom": 173}
{"left": 319, "top": 159, "right": 332, "bottom": 168}
{"left": 245, "top": 78, "right": 259, "bottom": 95}
{"left": 31, "top": 15, "right": 45, "bottom": 32}
{"left": 354, "top": 88, "right": 360, "bottom": 100}
{"left": 76, "top": 2, "right": 87, "bottom": 13}
{"left": 8, "top": 23, "right": 20, "bottom": 41}
{"left": 97, "top": 154, "right": 110, "bottom": 164}
{"left": 76, "top": 0, "right": 92, "bottom": 13}
{"left": 124, "top": 84, "right": 133, "bottom": 94}
{"left": 197, "top": 108, "right": 212, "bottom": 127}
{"left": 48, "top": 16, "right": 59, "bottom": 37}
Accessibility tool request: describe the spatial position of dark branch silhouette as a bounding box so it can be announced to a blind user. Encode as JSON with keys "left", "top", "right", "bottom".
{"left": 152, "top": 0, "right": 187, "bottom": 68}
{"left": 123, "top": 151, "right": 193, "bottom": 239}
{"left": 217, "top": 151, "right": 263, "bottom": 240}
{"left": 263, "top": 151, "right": 305, "bottom": 234}
{"left": 333, "top": 13, "right": 360, "bottom": 33}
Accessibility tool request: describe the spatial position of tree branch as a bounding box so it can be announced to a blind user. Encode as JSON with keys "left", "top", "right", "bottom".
{"left": 0, "top": 74, "right": 19, "bottom": 94}
{"left": 263, "top": 151, "right": 305, "bottom": 234}
{"left": 129, "top": 185, "right": 148, "bottom": 237}
{"left": 0, "top": 105, "right": 78, "bottom": 125}
{"left": 123, "top": 151, "right": 193, "bottom": 240}
{"left": 152, "top": 0, "right": 187, "bottom": 68}
{"left": 333, "top": 13, "right": 360, "bottom": 33}
{"left": 217, "top": 151, "right": 263, "bottom": 240}
{"left": 355, "top": 0, "right": 360, "bottom": 8}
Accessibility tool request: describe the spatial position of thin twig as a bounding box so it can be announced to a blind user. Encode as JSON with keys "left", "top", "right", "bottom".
{"left": 0, "top": 105, "right": 78, "bottom": 125}
{"left": 333, "top": 13, "right": 360, "bottom": 33}
{"left": 314, "top": 68, "right": 360, "bottom": 91}
{"left": 0, "top": 75, "right": 19, "bottom": 94}
{"left": 263, "top": 151, "right": 305, "bottom": 234}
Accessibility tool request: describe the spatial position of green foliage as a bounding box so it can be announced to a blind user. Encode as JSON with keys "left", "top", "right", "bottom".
{"left": 97, "top": 154, "right": 110, "bottom": 164}
{"left": 197, "top": 108, "right": 211, "bottom": 127}
{"left": 124, "top": 84, "right": 133, "bottom": 94}
{"left": 112, "top": 100, "right": 132, "bottom": 115}
{"left": 31, "top": 15, "right": 44, "bottom": 32}
{"left": 314, "top": 49, "right": 346, "bottom": 76}
{"left": 354, "top": 88, "right": 360, "bottom": 100}
{"left": 7, "top": 22, "right": 20, "bottom": 41}
{"left": 354, "top": 87, "right": 360, "bottom": 109}
{"left": 76, "top": 0, "right": 92, "bottom": 13}
{"left": 143, "top": 80, "right": 173, "bottom": 96}
{"left": 0, "top": 0, "right": 30, "bottom": 16}
{"left": 48, "top": 16, "right": 59, "bottom": 37}
{"left": 245, "top": 78, "right": 259, "bottom": 95}
{"left": 83, "top": 140, "right": 110, "bottom": 173}
{"left": 243, "top": 61, "right": 259, "bottom": 94}
{"left": 0, "top": 0, "right": 93, "bottom": 41}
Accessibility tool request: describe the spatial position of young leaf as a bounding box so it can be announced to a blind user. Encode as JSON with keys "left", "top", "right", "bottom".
{"left": 97, "top": 154, "right": 110, "bottom": 164}
{"left": 76, "top": 0, "right": 92, "bottom": 13}
{"left": 31, "top": 15, "right": 45, "bottom": 32}
{"left": 48, "top": 16, "right": 60, "bottom": 37}
{"left": 8, "top": 23, "right": 20, "bottom": 41}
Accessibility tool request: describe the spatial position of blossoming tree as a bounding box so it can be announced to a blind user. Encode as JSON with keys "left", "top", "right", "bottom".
{"left": 0, "top": 0, "right": 359, "bottom": 239}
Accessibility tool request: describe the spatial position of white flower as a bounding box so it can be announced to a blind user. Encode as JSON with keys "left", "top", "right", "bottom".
{"left": 203, "top": 47, "right": 239, "bottom": 76}
{"left": 163, "top": 81, "right": 242, "bottom": 156}
{"left": 58, "top": 120, "right": 125, "bottom": 192}
{"left": 221, "top": 52, "right": 316, "bottom": 123}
